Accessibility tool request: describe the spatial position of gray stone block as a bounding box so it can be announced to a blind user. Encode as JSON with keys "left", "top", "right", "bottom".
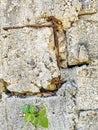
{"left": 66, "top": 20, "right": 98, "bottom": 66}
{"left": 0, "top": 99, "right": 7, "bottom": 130}
{"left": 6, "top": 96, "right": 75, "bottom": 130}
{"left": 76, "top": 66, "right": 98, "bottom": 110}
{"left": 77, "top": 111, "right": 98, "bottom": 130}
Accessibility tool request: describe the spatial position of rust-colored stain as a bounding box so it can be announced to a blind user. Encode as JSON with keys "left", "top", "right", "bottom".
{"left": 2, "top": 16, "right": 62, "bottom": 94}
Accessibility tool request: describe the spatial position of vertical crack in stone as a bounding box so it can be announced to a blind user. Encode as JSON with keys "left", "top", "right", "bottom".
{"left": 46, "top": 16, "right": 63, "bottom": 90}
{"left": 46, "top": 16, "right": 62, "bottom": 70}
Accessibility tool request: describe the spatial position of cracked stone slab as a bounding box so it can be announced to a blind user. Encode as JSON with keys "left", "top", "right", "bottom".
{"left": 6, "top": 96, "right": 75, "bottom": 130}
{"left": 61, "top": 65, "right": 98, "bottom": 110}
{"left": 0, "top": 28, "right": 60, "bottom": 93}
{"left": 76, "top": 66, "right": 98, "bottom": 110}
{"left": 77, "top": 110, "right": 98, "bottom": 130}
{"left": 66, "top": 20, "right": 98, "bottom": 66}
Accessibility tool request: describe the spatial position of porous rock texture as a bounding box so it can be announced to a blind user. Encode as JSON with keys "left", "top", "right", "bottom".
{"left": 1, "top": 27, "right": 60, "bottom": 93}
{"left": 0, "top": 0, "right": 98, "bottom": 130}
{"left": 6, "top": 96, "right": 67, "bottom": 130}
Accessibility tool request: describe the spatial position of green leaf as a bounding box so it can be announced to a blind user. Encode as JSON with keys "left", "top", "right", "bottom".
{"left": 39, "top": 117, "right": 48, "bottom": 128}
{"left": 22, "top": 105, "right": 29, "bottom": 113}
{"left": 21, "top": 105, "right": 49, "bottom": 129}
{"left": 33, "top": 117, "right": 39, "bottom": 127}
{"left": 39, "top": 107, "right": 46, "bottom": 117}
{"left": 29, "top": 106, "right": 35, "bottom": 114}
{"left": 24, "top": 113, "right": 34, "bottom": 122}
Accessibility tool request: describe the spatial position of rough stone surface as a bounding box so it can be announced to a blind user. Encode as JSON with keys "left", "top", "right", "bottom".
{"left": 61, "top": 65, "right": 98, "bottom": 110}
{"left": 0, "top": 0, "right": 82, "bottom": 29}
{"left": 0, "top": 0, "right": 98, "bottom": 130}
{"left": 1, "top": 28, "right": 60, "bottom": 93}
{"left": 0, "top": 98, "right": 7, "bottom": 130}
{"left": 76, "top": 66, "right": 98, "bottom": 110}
{"left": 66, "top": 19, "right": 98, "bottom": 66}
{"left": 5, "top": 96, "right": 75, "bottom": 130}
{"left": 79, "top": 0, "right": 96, "bottom": 15}
{"left": 77, "top": 111, "right": 98, "bottom": 130}
{"left": 56, "top": 82, "right": 76, "bottom": 114}
{"left": 0, "top": 79, "right": 8, "bottom": 94}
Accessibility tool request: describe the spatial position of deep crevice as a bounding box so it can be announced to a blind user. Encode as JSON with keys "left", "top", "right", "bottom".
{"left": 67, "top": 63, "right": 89, "bottom": 68}
{"left": 78, "top": 109, "right": 98, "bottom": 118}
{"left": 79, "top": 109, "right": 98, "bottom": 113}
{"left": 73, "top": 118, "right": 77, "bottom": 130}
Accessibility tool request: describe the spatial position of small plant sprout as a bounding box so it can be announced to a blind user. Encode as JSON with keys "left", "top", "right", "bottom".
{"left": 21, "top": 105, "right": 48, "bottom": 130}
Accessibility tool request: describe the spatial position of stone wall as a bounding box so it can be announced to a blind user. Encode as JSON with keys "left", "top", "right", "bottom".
{"left": 0, "top": 0, "right": 98, "bottom": 130}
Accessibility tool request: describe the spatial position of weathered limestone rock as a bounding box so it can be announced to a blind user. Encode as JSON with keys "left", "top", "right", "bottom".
{"left": 0, "top": 28, "right": 61, "bottom": 93}
{"left": 57, "top": 82, "right": 78, "bottom": 129}
{"left": 6, "top": 96, "right": 71, "bottom": 130}
{"left": 78, "top": 0, "right": 98, "bottom": 24}
{"left": 0, "top": 98, "right": 7, "bottom": 130}
{"left": 0, "top": 0, "right": 98, "bottom": 130}
{"left": 61, "top": 65, "right": 98, "bottom": 110}
{"left": 66, "top": 19, "right": 98, "bottom": 66}
{"left": 79, "top": 0, "right": 96, "bottom": 15}
{"left": 76, "top": 65, "right": 98, "bottom": 110}
{"left": 57, "top": 81, "right": 77, "bottom": 100}
{"left": 77, "top": 111, "right": 98, "bottom": 130}
{"left": 0, "top": 0, "right": 82, "bottom": 29}
{"left": 0, "top": 79, "right": 8, "bottom": 94}
{"left": 1, "top": 0, "right": 81, "bottom": 93}
{"left": 81, "top": 0, "right": 98, "bottom": 22}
